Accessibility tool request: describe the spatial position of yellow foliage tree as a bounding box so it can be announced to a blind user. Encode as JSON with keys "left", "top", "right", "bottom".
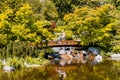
{"left": 63, "top": 4, "right": 116, "bottom": 47}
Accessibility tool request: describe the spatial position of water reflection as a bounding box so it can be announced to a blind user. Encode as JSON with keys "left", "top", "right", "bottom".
{"left": 55, "top": 67, "right": 66, "bottom": 80}
{"left": 0, "top": 60, "right": 120, "bottom": 80}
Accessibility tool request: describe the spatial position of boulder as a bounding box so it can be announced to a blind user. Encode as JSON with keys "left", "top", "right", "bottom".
{"left": 111, "top": 54, "right": 120, "bottom": 60}
{"left": 88, "top": 47, "right": 100, "bottom": 54}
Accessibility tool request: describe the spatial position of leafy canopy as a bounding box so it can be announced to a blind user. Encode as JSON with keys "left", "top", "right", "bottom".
{"left": 63, "top": 4, "right": 116, "bottom": 47}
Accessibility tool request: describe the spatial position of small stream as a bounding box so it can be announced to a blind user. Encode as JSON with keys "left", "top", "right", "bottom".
{"left": 0, "top": 60, "right": 120, "bottom": 80}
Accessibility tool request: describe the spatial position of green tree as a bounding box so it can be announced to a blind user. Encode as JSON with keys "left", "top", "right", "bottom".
{"left": 110, "top": 9, "right": 120, "bottom": 52}
{"left": 0, "top": 0, "right": 53, "bottom": 47}
{"left": 26, "top": 0, "right": 58, "bottom": 21}
{"left": 63, "top": 4, "right": 116, "bottom": 48}
{"left": 33, "top": 20, "right": 53, "bottom": 42}
{"left": 51, "top": 0, "right": 108, "bottom": 18}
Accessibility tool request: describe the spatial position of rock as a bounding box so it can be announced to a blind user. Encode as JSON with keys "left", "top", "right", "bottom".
{"left": 88, "top": 47, "right": 100, "bottom": 54}
{"left": 24, "top": 62, "right": 41, "bottom": 68}
{"left": 111, "top": 54, "right": 120, "bottom": 60}
{"left": 3, "top": 66, "right": 15, "bottom": 72}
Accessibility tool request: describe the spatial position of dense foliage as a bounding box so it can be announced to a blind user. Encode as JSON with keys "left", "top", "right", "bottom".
{"left": 64, "top": 5, "right": 115, "bottom": 47}
{"left": 0, "top": 0, "right": 53, "bottom": 47}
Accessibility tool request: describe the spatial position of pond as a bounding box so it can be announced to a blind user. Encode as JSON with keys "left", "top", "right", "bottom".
{"left": 0, "top": 60, "right": 120, "bottom": 80}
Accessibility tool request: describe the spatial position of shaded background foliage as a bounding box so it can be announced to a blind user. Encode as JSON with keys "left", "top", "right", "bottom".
{"left": 0, "top": 0, "right": 120, "bottom": 53}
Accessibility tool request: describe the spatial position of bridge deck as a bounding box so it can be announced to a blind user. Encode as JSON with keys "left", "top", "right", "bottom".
{"left": 48, "top": 40, "right": 80, "bottom": 47}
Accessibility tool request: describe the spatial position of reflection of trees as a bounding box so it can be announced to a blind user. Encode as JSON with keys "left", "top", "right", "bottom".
{"left": 1, "top": 60, "right": 120, "bottom": 80}
{"left": 66, "top": 60, "right": 120, "bottom": 80}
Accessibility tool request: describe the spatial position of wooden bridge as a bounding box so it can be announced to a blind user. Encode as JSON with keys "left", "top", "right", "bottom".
{"left": 48, "top": 40, "right": 80, "bottom": 47}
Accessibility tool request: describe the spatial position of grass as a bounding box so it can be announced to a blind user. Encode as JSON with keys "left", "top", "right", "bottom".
{"left": 0, "top": 41, "right": 50, "bottom": 69}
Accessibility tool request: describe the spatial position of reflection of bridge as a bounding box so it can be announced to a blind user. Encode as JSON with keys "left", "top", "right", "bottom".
{"left": 48, "top": 40, "right": 80, "bottom": 47}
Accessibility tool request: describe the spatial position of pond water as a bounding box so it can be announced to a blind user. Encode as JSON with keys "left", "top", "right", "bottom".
{"left": 0, "top": 60, "right": 120, "bottom": 80}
